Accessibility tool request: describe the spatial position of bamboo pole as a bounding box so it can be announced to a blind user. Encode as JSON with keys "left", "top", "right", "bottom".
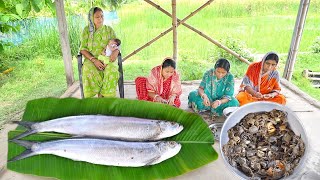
{"left": 283, "top": 0, "right": 310, "bottom": 81}
{"left": 144, "top": 0, "right": 250, "bottom": 65}
{"left": 172, "top": 0, "right": 178, "bottom": 62}
{"left": 123, "top": 0, "right": 214, "bottom": 61}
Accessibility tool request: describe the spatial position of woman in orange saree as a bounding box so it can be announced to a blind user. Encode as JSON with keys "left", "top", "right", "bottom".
{"left": 135, "top": 58, "right": 182, "bottom": 107}
{"left": 236, "top": 52, "right": 286, "bottom": 106}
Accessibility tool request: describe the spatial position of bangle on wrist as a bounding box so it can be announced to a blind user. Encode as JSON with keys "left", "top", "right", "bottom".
{"left": 89, "top": 56, "right": 96, "bottom": 62}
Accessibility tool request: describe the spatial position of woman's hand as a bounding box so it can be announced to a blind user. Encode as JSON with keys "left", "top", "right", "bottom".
{"left": 211, "top": 100, "right": 221, "bottom": 109}
{"left": 154, "top": 95, "right": 167, "bottom": 104}
{"left": 93, "top": 60, "right": 106, "bottom": 71}
{"left": 253, "top": 92, "right": 263, "bottom": 99}
{"left": 168, "top": 95, "right": 176, "bottom": 106}
{"left": 202, "top": 94, "right": 211, "bottom": 107}
{"left": 263, "top": 93, "right": 275, "bottom": 99}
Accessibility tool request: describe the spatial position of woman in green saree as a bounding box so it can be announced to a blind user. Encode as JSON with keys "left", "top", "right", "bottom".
{"left": 80, "top": 7, "right": 119, "bottom": 98}
{"left": 188, "top": 59, "right": 239, "bottom": 116}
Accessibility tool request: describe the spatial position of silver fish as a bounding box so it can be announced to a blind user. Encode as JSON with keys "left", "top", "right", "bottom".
{"left": 9, "top": 139, "right": 182, "bottom": 167}
{"left": 12, "top": 115, "right": 183, "bottom": 141}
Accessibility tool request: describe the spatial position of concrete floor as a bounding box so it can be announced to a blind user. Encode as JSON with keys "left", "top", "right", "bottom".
{"left": 1, "top": 80, "right": 320, "bottom": 180}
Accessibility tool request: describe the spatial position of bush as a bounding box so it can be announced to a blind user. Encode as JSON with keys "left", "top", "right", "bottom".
{"left": 208, "top": 36, "right": 254, "bottom": 78}
{"left": 178, "top": 51, "right": 211, "bottom": 81}
{"left": 311, "top": 36, "right": 320, "bottom": 53}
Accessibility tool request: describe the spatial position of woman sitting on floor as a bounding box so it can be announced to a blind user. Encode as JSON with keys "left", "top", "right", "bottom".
{"left": 236, "top": 52, "right": 286, "bottom": 106}
{"left": 188, "top": 58, "right": 239, "bottom": 116}
{"left": 135, "top": 57, "right": 182, "bottom": 107}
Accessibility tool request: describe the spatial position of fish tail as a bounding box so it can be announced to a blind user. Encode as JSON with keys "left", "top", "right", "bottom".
{"left": 8, "top": 139, "right": 37, "bottom": 163}
{"left": 10, "top": 139, "right": 36, "bottom": 149}
{"left": 11, "top": 130, "right": 37, "bottom": 140}
{"left": 11, "top": 121, "right": 34, "bottom": 130}
{"left": 11, "top": 120, "right": 37, "bottom": 140}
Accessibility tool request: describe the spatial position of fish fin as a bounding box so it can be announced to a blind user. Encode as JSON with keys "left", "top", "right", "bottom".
{"left": 7, "top": 150, "right": 35, "bottom": 163}
{"left": 8, "top": 139, "right": 37, "bottom": 163}
{"left": 11, "top": 130, "right": 37, "bottom": 140}
{"left": 144, "top": 155, "right": 161, "bottom": 166}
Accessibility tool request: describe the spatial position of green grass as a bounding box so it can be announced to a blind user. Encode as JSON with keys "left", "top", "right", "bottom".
{"left": 291, "top": 54, "right": 320, "bottom": 100}
{"left": 114, "top": 0, "right": 320, "bottom": 61}
{"left": 1, "top": 0, "right": 320, "bottom": 125}
{"left": 0, "top": 56, "right": 78, "bottom": 124}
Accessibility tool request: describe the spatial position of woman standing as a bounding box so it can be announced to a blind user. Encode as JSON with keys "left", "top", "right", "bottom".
{"left": 236, "top": 52, "right": 286, "bottom": 106}
{"left": 188, "top": 59, "right": 239, "bottom": 116}
{"left": 80, "top": 7, "right": 120, "bottom": 98}
{"left": 135, "top": 58, "right": 182, "bottom": 107}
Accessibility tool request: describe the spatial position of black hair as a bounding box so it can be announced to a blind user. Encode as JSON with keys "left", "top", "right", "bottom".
{"left": 94, "top": 7, "right": 103, "bottom": 14}
{"left": 113, "top": 38, "right": 121, "bottom": 46}
{"left": 265, "top": 53, "right": 279, "bottom": 63}
{"left": 214, "top": 58, "right": 230, "bottom": 72}
{"left": 162, "top": 58, "right": 176, "bottom": 69}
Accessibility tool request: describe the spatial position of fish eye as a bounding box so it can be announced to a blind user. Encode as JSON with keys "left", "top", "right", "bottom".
{"left": 169, "top": 141, "right": 176, "bottom": 146}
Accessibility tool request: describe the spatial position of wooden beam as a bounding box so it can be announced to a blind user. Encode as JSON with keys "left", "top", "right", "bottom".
{"left": 283, "top": 0, "right": 310, "bottom": 81}
{"left": 172, "top": 0, "right": 178, "bottom": 62}
{"left": 123, "top": 0, "right": 214, "bottom": 61}
{"left": 144, "top": 0, "right": 250, "bottom": 65}
{"left": 55, "top": 0, "right": 74, "bottom": 87}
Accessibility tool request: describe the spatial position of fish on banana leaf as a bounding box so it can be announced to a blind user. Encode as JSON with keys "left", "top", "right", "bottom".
{"left": 12, "top": 115, "right": 183, "bottom": 141}
{"left": 9, "top": 139, "right": 182, "bottom": 167}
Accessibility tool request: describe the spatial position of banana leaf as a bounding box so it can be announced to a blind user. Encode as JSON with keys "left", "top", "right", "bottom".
{"left": 7, "top": 97, "right": 218, "bottom": 180}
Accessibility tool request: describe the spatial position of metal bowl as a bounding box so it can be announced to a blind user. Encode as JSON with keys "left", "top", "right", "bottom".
{"left": 220, "top": 102, "right": 309, "bottom": 179}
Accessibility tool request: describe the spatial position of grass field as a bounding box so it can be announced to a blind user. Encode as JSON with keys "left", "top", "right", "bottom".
{"left": 0, "top": 0, "right": 319, "bottom": 124}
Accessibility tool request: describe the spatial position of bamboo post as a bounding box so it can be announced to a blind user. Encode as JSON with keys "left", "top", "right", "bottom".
{"left": 283, "top": 0, "right": 310, "bottom": 81}
{"left": 55, "top": 0, "right": 74, "bottom": 86}
{"left": 144, "top": 0, "right": 250, "bottom": 65}
{"left": 123, "top": 0, "right": 214, "bottom": 61}
{"left": 172, "top": 0, "right": 178, "bottom": 62}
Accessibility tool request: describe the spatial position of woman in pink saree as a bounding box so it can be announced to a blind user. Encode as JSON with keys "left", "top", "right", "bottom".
{"left": 135, "top": 58, "right": 182, "bottom": 107}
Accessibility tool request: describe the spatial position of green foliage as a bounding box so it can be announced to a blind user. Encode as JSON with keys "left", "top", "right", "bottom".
{"left": 0, "top": 42, "right": 36, "bottom": 67}
{"left": 290, "top": 53, "right": 320, "bottom": 100}
{"left": 0, "top": 59, "right": 9, "bottom": 73}
{"left": 208, "top": 37, "right": 254, "bottom": 78}
{"left": 0, "top": 0, "right": 55, "bottom": 52}
{"left": 178, "top": 52, "right": 211, "bottom": 81}
{"left": 311, "top": 37, "right": 320, "bottom": 53}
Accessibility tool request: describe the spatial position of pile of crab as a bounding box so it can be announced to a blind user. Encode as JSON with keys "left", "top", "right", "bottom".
{"left": 222, "top": 109, "right": 305, "bottom": 179}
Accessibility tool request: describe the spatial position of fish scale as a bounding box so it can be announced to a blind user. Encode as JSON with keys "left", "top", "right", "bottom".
{"left": 9, "top": 139, "right": 182, "bottom": 167}
{"left": 12, "top": 115, "right": 183, "bottom": 141}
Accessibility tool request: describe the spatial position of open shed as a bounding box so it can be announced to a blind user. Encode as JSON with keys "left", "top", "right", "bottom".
{"left": 54, "top": 0, "right": 310, "bottom": 88}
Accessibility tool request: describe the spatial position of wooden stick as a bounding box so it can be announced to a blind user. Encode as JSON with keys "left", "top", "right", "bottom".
{"left": 123, "top": 0, "right": 214, "bottom": 61}
{"left": 144, "top": 0, "right": 250, "bottom": 65}
{"left": 172, "top": 0, "right": 178, "bottom": 62}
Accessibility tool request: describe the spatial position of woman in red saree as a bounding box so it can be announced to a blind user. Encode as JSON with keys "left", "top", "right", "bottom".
{"left": 236, "top": 52, "right": 286, "bottom": 106}
{"left": 135, "top": 58, "right": 182, "bottom": 107}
